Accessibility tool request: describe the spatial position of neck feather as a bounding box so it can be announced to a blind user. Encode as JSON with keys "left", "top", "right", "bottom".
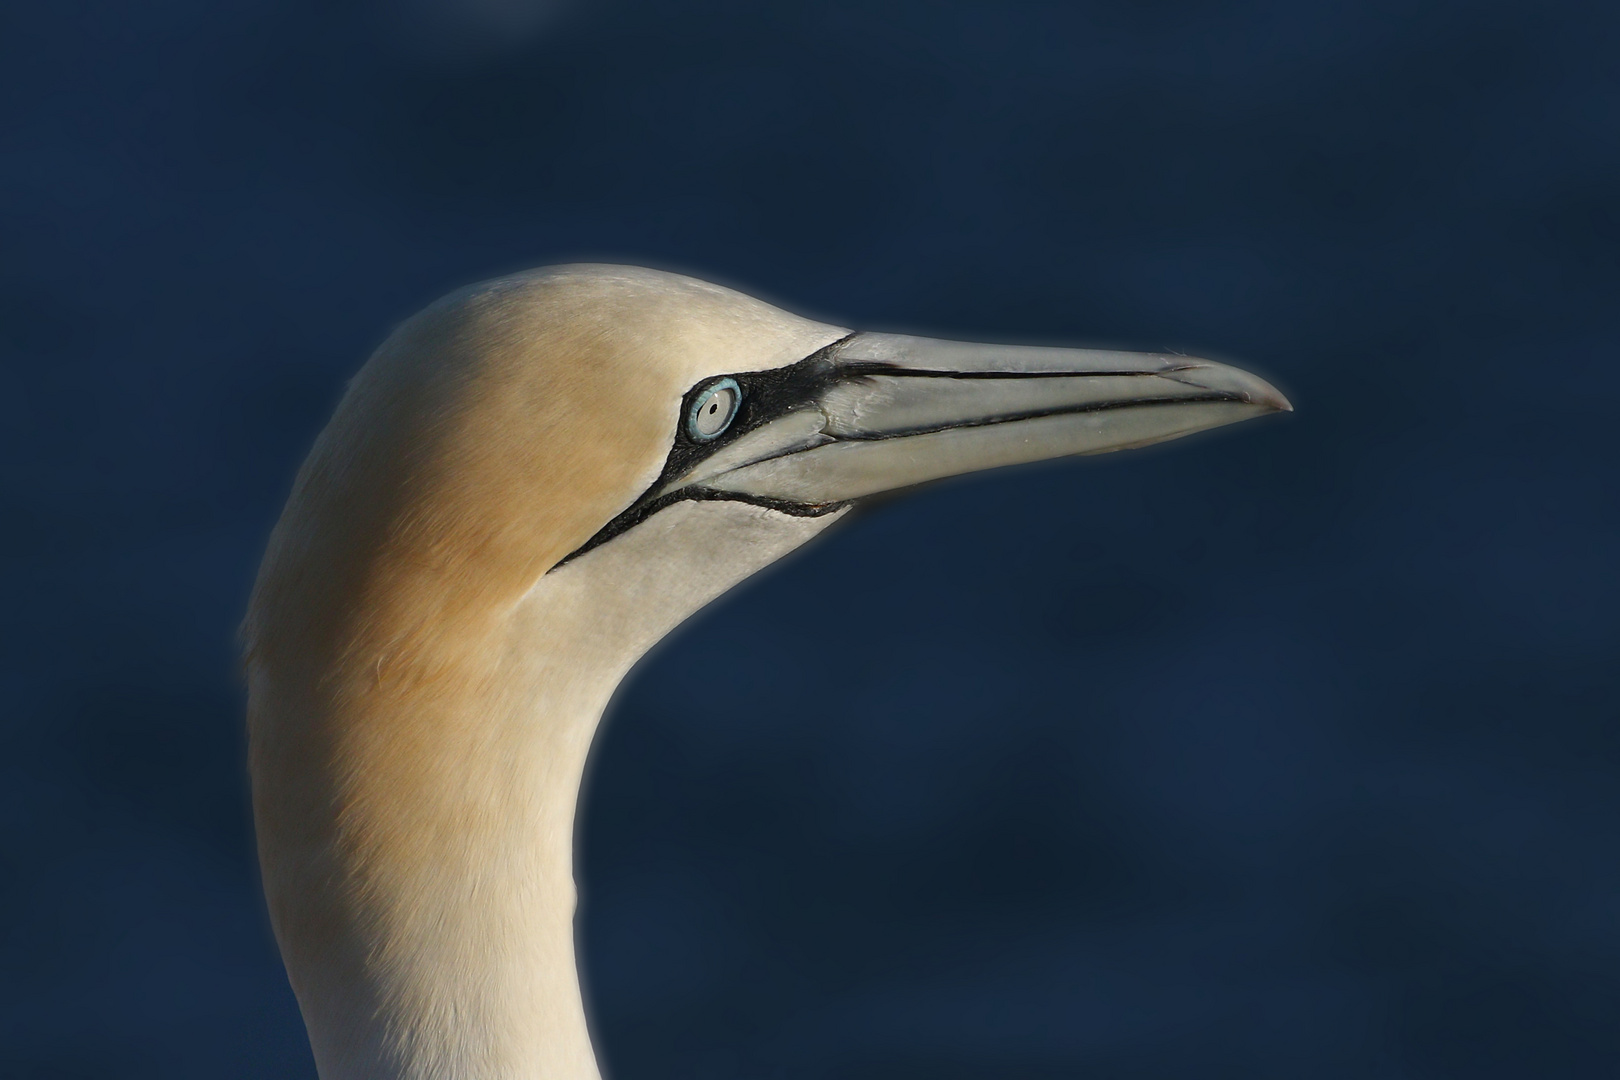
{"left": 249, "top": 500, "right": 841, "bottom": 1080}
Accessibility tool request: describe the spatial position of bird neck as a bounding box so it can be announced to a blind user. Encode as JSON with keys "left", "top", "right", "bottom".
{"left": 250, "top": 500, "right": 842, "bottom": 1080}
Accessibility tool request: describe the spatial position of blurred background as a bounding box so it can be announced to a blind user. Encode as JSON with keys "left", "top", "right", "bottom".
{"left": 3, "top": 1, "right": 1617, "bottom": 1076}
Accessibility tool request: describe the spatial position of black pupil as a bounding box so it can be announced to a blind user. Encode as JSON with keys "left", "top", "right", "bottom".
{"left": 709, "top": 402, "right": 718, "bottom": 414}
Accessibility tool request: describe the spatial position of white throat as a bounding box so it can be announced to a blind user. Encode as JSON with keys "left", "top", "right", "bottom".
{"left": 291, "top": 500, "right": 843, "bottom": 1080}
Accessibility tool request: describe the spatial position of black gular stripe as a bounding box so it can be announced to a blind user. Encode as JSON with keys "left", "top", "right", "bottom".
{"left": 554, "top": 340, "right": 1252, "bottom": 568}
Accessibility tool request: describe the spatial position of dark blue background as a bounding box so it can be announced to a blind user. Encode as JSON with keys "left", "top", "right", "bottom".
{"left": 4, "top": 1, "right": 1617, "bottom": 1076}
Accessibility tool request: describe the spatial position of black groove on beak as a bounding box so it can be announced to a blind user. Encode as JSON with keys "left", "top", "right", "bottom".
{"left": 695, "top": 332, "right": 1291, "bottom": 506}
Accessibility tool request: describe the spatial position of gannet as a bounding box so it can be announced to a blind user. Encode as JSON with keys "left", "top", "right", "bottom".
{"left": 243, "top": 265, "right": 1290, "bottom": 1080}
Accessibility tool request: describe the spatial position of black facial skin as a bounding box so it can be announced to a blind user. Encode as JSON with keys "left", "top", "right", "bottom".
{"left": 554, "top": 336, "right": 859, "bottom": 567}
{"left": 555, "top": 335, "right": 1253, "bottom": 568}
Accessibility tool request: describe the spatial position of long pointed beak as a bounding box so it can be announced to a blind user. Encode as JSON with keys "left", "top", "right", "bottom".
{"left": 677, "top": 332, "right": 1291, "bottom": 506}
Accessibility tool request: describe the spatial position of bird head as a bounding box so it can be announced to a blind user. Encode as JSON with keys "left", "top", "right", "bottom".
{"left": 246, "top": 263, "right": 1288, "bottom": 691}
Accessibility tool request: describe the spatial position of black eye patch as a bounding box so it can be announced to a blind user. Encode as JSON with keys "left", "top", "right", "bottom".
{"left": 555, "top": 335, "right": 856, "bottom": 567}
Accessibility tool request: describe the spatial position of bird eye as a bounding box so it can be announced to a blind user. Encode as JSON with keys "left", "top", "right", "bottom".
{"left": 687, "top": 377, "right": 741, "bottom": 441}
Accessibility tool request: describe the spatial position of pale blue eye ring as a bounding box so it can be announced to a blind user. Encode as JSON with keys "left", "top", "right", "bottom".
{"left": 688, "top": 377, "right": 741, "bottom": 441}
